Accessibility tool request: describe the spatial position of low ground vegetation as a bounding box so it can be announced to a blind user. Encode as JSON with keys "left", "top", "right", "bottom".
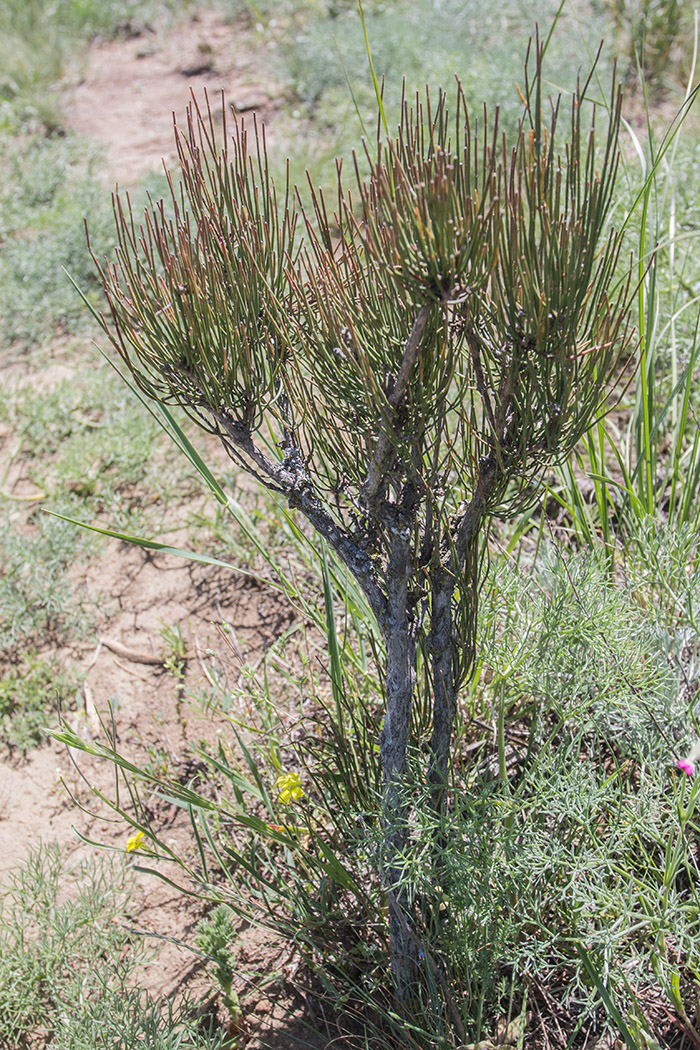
{"left": 0, "top": 844, "right": 232, "bottom": 1049}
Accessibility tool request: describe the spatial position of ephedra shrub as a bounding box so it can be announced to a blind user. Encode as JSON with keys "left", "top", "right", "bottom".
{"left": 73, "top": 34, "right": 639, "bottom": 1042}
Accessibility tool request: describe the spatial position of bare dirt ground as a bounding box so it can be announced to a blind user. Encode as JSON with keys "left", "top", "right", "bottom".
{"left": 65, "top": 7, "right": 283, "bottom": 185}
{"left": 1, "top": 10, "right": 342, "bottom": 1047}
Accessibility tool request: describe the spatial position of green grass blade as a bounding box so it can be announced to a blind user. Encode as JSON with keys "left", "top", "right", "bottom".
{"left": 576, "top": 944, "right": 640, "bottom": 1049}
{"left": 46, "top": 511, "right": 284, "bottom": 591}
{"left": 322, "top": 543, "right": 344, "bottom": 719}
{"left": 357, "top": 0, "right": 388, "bottom": 138}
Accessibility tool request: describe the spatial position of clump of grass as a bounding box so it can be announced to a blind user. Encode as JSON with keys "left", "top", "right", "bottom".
{"left": 532, "top": 17, "right": 700, "bottom": 561}
{"left": 0, "top": 845, "right": 135, "bottom": 1045}
{"left": 61, "top": 992, "right": 235, "bottom": 1050}
{"left": 0, "top": 506, "right": 92, "bottom": 661}
{"left": 0, "top": 844, "right": 232, "bottom": 1049}
{"left": 0, "top": 655, "right": 81, "bottom": 754}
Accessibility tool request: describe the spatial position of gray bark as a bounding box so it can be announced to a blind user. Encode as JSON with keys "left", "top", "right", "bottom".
{"left": 427, "top": 566, "right": 457, "bottom": 810}
{"left": 361, "top": 306, "right": 430, "bottom": 513}
{"left": 215, "top": 413, "right": 389, "bottom": 629}
{"left": 380, "top": 530, "right": 418, "bottom": 1000}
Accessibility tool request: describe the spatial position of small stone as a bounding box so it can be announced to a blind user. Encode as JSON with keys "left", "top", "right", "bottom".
{"left": 231, "top": 92, "right": 268, "bottom": 113}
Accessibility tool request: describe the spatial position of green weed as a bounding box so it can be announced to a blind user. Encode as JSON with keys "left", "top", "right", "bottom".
{"left": 0, "top": 655, "right": 81, "bottom": 753}
{"left": 195, "top": 905, "right": 241, "bottom": 1020}
{"left": 0, "top": 506, "right": 92, "bottom": 661}
{"left": 161, "top": 623, "right": 188, "bottom": 681}
{"left": 0, "top": 844, "right": 231, "bottom": 1049}
{"left": 0, "top": 844, "right": 136, "bottom": 1043}
{"left": 59, "top": 992, "right": 234, "bottom": 1050}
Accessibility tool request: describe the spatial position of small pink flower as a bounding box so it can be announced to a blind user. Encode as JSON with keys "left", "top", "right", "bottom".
{"left": 677, "top": 759, "right": 696, "bottom": 776}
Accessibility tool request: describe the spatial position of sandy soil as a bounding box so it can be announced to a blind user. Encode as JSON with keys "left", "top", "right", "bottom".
{"left": 64, "top": 7, "right": 282, "bottom": 186}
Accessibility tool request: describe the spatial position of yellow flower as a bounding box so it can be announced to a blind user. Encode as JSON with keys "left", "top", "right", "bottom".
{"left": 274, "top": 771, "right": 304, "bottom": 805}
{"left": 126, "top": 831, "right": 146, "bottom": 853}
